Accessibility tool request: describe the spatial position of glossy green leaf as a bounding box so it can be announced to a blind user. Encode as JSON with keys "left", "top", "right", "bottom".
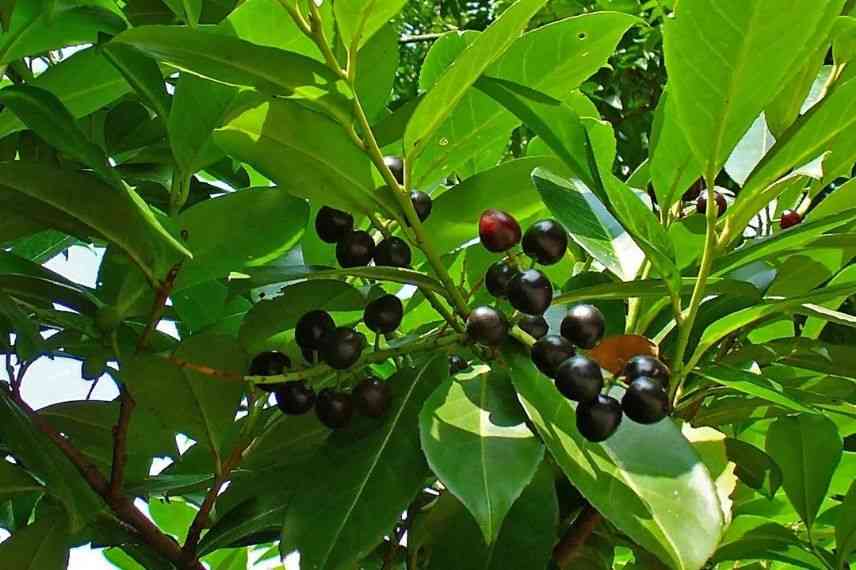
{"left": 552, "top": 276, "right": 760, "bottom": 306}
{"left": 419, "top": 367, "right": 544, "bottom": 543}
{"left": 766, "top": 414, "right": 842, "bottom": 528}
{"left": 101, "top": 42, "right": 171, "bottom": 121}
{"left": 162, "top": 0, "right": 201, "bottom": 26}
{"left": 221, "top": 0, "right": 334, "bottom": 58}
{"left": 649, "top": 91, "right": 703, "bottom": 210}
{"left": 355, "top": 24, "right": 399, "bottom": 123}
{"left": 662, "top": 0, "right": 842, "bottom": 179}
{"left": 175, "top": 187, "right": 308, "bottom": 291}
{"left": 724, "top": 115, "right": 776, "bottom": 187}
{"left": 0, "top": 460, "right": 43, "bottom": 500}
{"left": 837, "top": 481, "right": 856, "bottom": 569}
{"left": 697, "top": 365, "right": 817, "bottom": 414}
{"left": 713, "top": 516, "right": 827, "bottom": 569}
{"left": 724, "top": 438, "right": 783, "bottom": 499}
{"left": 404, "top": 0, "right": 548, "bottom": 160}
{"left": 508, "top": 350, "right": 723, "bottom": 570}
{"left": 0, "top": 514, "right": 70, "bottom": 570}
{"left": 280, "top": 357, "right": 446, "bottom": 570}
{"left": 335, "top": 0, "right": 406, "bottom": 49}
{"left": 765, "top": 52, "right": 828, "bottom": 138}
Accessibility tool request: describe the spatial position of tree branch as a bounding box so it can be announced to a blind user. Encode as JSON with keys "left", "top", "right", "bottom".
{"left": 109, "top": 388, "right": 135, "bottom": 497}
{"left": 553, "top": 503, "right": 602, "bottom": 568}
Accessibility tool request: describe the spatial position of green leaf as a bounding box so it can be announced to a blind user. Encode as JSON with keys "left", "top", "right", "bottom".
{"left": 215, "top": 95, "right": 399, "bottom": 220}
{"left": 724, "top": 115, "right": 776, "bottom": 187}
{"left": 175, "top": 187, "right": 308, "bottom": 291}
{"left": 0, "top": 290, "right": 45, "bottom": 360}
{"left": 0, "top": 162, "right": 190, "bottom": 281}
{"left": 111, "top": 25, "right": 353, "bottom": 122}
{"left": 0, "top": 514, "right": 70, "bottom": 570}
{"left": 0, "top": 85, "right": 121, "bottom": 187}
{"left": 765, "top": 53, "right": 828, "bottom": 138}
{"left": 0, "top": 460, "right": 43, "bottom": 500}
{"left": 649, "top": 91, "right": 704, "bottom": 211}
{"left": 837, "top": 481, "right": 856, "bottom": 569}
{"left": 724, "top": 438, "right": 783, "bottom": 499}
{"left": 713, "top": 515, "right": 828, "bottom": 569}
{"left": 0, "top": 251, "right": 100, "bottom": 314}
{"left": 766, "top": 414, "right": 842, "bottom": 528}
{"left": 334, "top": 0, "right": 406, "bottom": 49}
{"left": 409, "top": 462, "right": 558, "bottom": 570}
{"left": 280, "top": 357, "right": 446, "bottom": 569}
{"left": 355, "top": 24, "right": 399, "bottom": 123}
{"left": 531, "top": 168, "right": 643, "bottom": 281}
{"left": 697, "top": 365, "right": 817, "bottom": 414}
{"left": 0, "top": 47, "right": 131, "bottom": 139}
{"left": 122, "top": 333, "right": 247, "bottom": 456}
{"left": 101, "top": 42, "right": 171, "bottom": 122}
{"left": 222, "top": 0, "right": 331, "bottom": 57}
{"left": 149, "top": 498, "right": 197, "bottom": 542}
{"left": 163, "top": 0, "right": 201, "bottom": 26}
{"left": 508, "top": 350, "right": 724, "bottom": 570}
{"left": 404, "top": 0, "right": 548, "bottom": 160}
{"left": 552, "top": 276, "right": 760, "bottom": 306}
{"left": 419, "top": 367, "right": 544, "bottom": 543}
{"left": 662, "top": 0, "right": 842, "bottom": 179}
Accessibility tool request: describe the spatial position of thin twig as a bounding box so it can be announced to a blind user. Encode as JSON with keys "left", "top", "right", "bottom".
{"left": 399, "top": 33, "right": 445, "bottom": 44}
{"left": 553, "top": 503, "right": 602, "bottom": 568}
{"left": 109, "top": 389, "right": 135, "bottom": 497}
{"left": 136, "top": 264, "right": 181, "bottom": 353}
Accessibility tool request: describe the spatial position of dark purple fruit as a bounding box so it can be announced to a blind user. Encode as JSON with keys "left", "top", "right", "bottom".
{"left": 507, "top": 269, "right": 553, "bottom": 315}
{"left": 485, "top": 261, "right": 518, "bottom": 298}
{"left": 531, "top": 335, "right": 575, "bottom": 378}
{"left": 518, "top": 315, "right": 549, "bottom": 339}
{"left": 336, "top": 230, "right": 375, "bottom": 268}
{"left": 315, "top": 388, "right": 354, "bottom": 429}
{"left": 555, "top": 356, "right": 603, "bottom": 403}
{"left": 696, "top": 192, "right": 727, "bottom": 217}
{"left": 410, "top": 191, "right": 432, "bottom": 222}
{"left": 576, "top": 395, "right": 622, "bottom": 442}
{"left": 522, "top": 219, "right": 568, "bottom": 265}
{"left": 780, "top": 210, "right": 802, "bottom": 230}
{"left": 374, "top": 237, "right": 411, "bottom": 267}
{"left": 250, "top": 351, "right": 292, "bottom": 392}
{"left": 682, "top": 179, "right": 704, "bottom": 202}
{"left": 466, "top": 306, "right": 508, "bottom": 346}
{"left": 364, "top": 294, "right": 403, "bottom": 334}
{"left": 622, "top": 355, "right": 670, "bottom": 387}
{"left": 384, "top": 155, "right": 404, "bottom": 185}
{"left": 479, "top": 209, "right": 521, "bottom": 253}
{"left": 315, "top": 207, "right": 353, "bottom": 244}
{"left": 449, "top": 354, "right": 468, "bottom": 374}
{"left": 622, "top": 377, "right": 670, "bottom": 424}
{"left": 353, "top": 378, "right": 392, "bottom": 418}
{"left": 275, "top": 381, "right": 316, "bottom": 415}
{"left": 295, "top": 310, "right": 335, "bottom": 351}
{"left": 561, "top": 304, "right": 605, "bottom": 349}
{"left": 321, "top": 327, "right": 365, "bottom": 369}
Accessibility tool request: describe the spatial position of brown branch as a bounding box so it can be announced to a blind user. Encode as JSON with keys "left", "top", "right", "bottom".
{"left": 109, "top": 389, "right": 135, "bottom": 497}
{"left": 553, "top": 503, "right": 602, "bottom": 568}
{"left": 136, "top": 264, "right": 181, "bottom": 353}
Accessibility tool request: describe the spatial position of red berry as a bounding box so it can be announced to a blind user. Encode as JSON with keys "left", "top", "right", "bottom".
{"left": 479, "top": 209, "right": 521, "bottom": 253}
{"left": 696, "top": 192, "right": 727, "bottom": 217}
{"left": 780, "top": 210, "right": 802, "bottom": 230}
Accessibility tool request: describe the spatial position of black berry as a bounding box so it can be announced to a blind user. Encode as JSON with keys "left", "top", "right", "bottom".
{"left": 315, "top": 207, "right": 353, "bottom": 244}
{"left": 696, "top": 192, "right": 727, "bottom": 217}
{"left": 466, "top": 306, "right": 508, "bottom": 346}
{"left": 250, "top": 351, "right": 292, "bottom": 392}
{"left": 485, "top": 261, "right": 518, "bottom": 298}
{"left": 561, "top": 304, "right": 605, "bottom": 349}
{"left": 531, "top": 335, "right": 575, "bottom": 378}
{"left": 555, "top": 356, "right": 603, "bottom": 403}
{"left": 336, "top": 230, "right": 375, "bottom": 268}
{"left": 522, "top": 219, "right": 568, "bottom": 265}
{"left": 410, "top": 191, "right": 432, "bottom": 222}
{"left": 373, "top": 237, "right": 412, "bottom": 267}
{"left": 622, "top": 377, "right": 670, "bottom": 424}
{"left": 780, "top": 210, "right": 802, "bottom": 229}
{"left": 295, "top": 310, "right": 335, "bottom": 351}
{"left": 622, "top": 355, "right": 670, "bottom": 387}
{"left": 479, "top": 209, "right": 521, "bottom": 253}
{"left": 315, "top": 388, "right": 354, "bottom": 429}
{"left": 384, "top": 155, "right": 404, "bottom": 185}
{"left": 364, "top": 294, "right": 403, "bottom": 334}
{"left": 518, "top": 315, "right": 549, "bottom": 339}
{"left": 682, "top": 179, "right": 703, "bottom": 202}
{"left": 353, "top": 378, "right": 392, "bottom": 418}
{"left": 321, "top": 327, "right": 365, "bottom": 369}
{"left": 576, "top": 395, "right": 622, "bottom": 442}
{"left": 275, "top": 381, "right": 316, "bottom": 415}
{"left": 508, "top": 269, "right": 553, "bottom": 315}
{"left": 449, "top": 354, "right": 468, "bottom": 374}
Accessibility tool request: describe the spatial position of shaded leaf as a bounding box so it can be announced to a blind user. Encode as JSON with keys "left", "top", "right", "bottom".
{"left": 0, "top": 514, "right": 70, "bottom": 570}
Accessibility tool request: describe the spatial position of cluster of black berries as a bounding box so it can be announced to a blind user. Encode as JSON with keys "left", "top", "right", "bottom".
{"left": 314, "top": 156, "right": 433, "bottom": 269}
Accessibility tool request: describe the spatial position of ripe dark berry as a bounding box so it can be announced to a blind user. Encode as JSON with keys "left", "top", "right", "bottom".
{"left": 780, "top": 210, "right": 802, "bottom": 230}
{"left": 295, "top": 310, "right": 335, "bottom": 351}
{"left": 353, "top": 378, "right": 392, "bottom": 418}
{"left": 576, "top": 395, "right": 622, "bottom": 442}
{"left": 623, "top": 355, "right": 670, "bottom": 387}
{"left": 364, "top": 294, "right": 403, "bottom": 334}
{"left": 250, "top": 351, "right": 292, "bottom": 392}
{"left": 561, "top": 304, "right": 605, "bottom": 349}
{"left": 374, "top": 237, "right": 411, "bottom": 267}
{"left": 508, "top": 269, "right": 553, "bottom": 315}
{"left": 302, "top": 347, "right": 321, "bottom": 365}
{"left": 522, "top": 219, "right": 568, "bottom": 265}
{"left": 321, "top": 327, "right": 365, "bottom": 369}
{"left": 315, "top": 388, "right": 354, "bottom": 429}
{"left": 518, "top": 315, "right": 549, "bottom": 339}
{"left": 696, "top": 192, "right": 727, "bottom": 217}
{"left": 531, "top": 335, "right": 575, "bottom": 377}
{"left": 410, "top": 191, "right": 432, "bottom": 222}
{"left": 622, "top": 377, "right": 670, "bottom": 424}
{"left": 315, "top": 207, "right": 353, "bottom": 244}
{"left": 479, "top": 209, "right": 522, "bottom": 253}
{"left": 449, "top": 354, "right": 468, "bottom": 374}
{"left": 336, "top": 230, "right": 375, "bottom": 268}
{"left": 682, "top": 179, "right": 703, "bottom": 202}
{"left": 485, "top": 261, "right": 518, "bottom": 298}
{"left": 384, "top": 155, "right": 404, "bottom": 185}
{"left": 466, "top": 306, "right": 509, "bottom": 346}
{"left": 275, "top": 381, "right": 316, "bottom": 415}
{"left": 555, "top": 356, "right": 603, "bottom": 403}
